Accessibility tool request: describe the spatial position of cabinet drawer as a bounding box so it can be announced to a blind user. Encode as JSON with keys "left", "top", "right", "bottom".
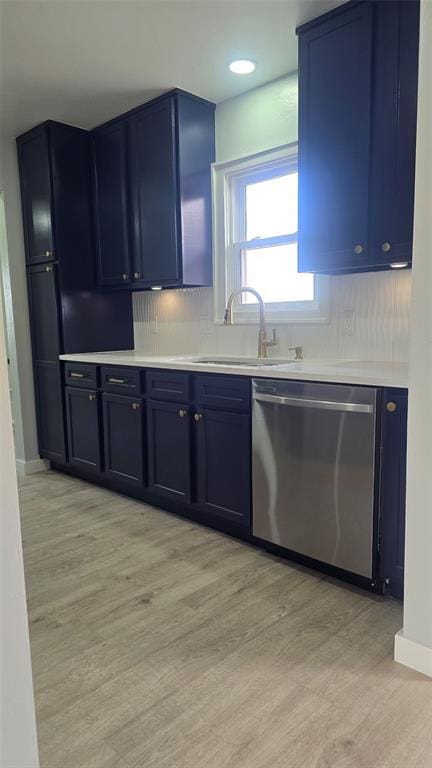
{"left": 195, "top": 375, "right": 250, "bottom": 413}
{"left": 65, "top": 362, "right": 98, "bottom": 389}
{"left": 101, "top": 366, "right": 145, "bottom": 395}
{"left": 146, "top": 370, "right": 190, "bottom": 403}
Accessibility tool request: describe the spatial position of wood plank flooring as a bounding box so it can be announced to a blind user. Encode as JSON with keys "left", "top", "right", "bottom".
{"left": 19, "top": 470, "right": 431, "bottom": 768}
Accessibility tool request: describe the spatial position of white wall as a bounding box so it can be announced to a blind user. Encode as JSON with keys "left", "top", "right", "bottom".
{"left": 216, "top": 74, "right": 298, "bottom": 161}
{"left": 0, "top": 271, "right": 39, "bottom": 766}
{"left": 394, "top": 0, "right": 432, "bottom": 678}
{"left": 133, "top": 75, "right": 412, "bottom": 361}
{"left": 0, "top": 139, "right": 40, "bottom": 469}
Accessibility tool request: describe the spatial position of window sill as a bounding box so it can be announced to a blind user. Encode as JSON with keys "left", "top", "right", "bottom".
{"left": 214, "top": 309, "right": 331, "bottom": 325}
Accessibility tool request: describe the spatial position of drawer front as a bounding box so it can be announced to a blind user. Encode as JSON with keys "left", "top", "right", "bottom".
{"left": 101, "top": 366, "right": 145, "bottom": 396}
{"left": 146, "top": 370, "right": 190, "bottom": 403}
{"left": 64, "top": 362, "right": 98, "bottom": 389}
{"left": 195, "top": 375, "right": 251, "bottom": 413}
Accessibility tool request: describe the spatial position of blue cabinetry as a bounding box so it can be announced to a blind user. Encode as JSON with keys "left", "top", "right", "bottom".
{"left": 378, "top": 389, "right": 408, "bottom": 599}
{"left": 103, "top": 393, "right": 145, "bottom": 487}
{"left": 93, "top": 121, "right": 132, "bottom": 287}
{"left": 17, "top": 121, "right": 134, "bottom": 462}
{"left": 60, "top": 363, "right": 407, "bottom": 596}
{"left": 147, "top": 399, "right": 192, "bottom": 503}
{"left": 92, "top": 89, "right": 215, "bottom": 290}
{"left": 65, "top": 387, "right": 102, "bottom": 474}
{"left": 195, "top": 408, "right": 251, "bottom": 527}
{"left": 297, "top": 0, "right": 419, "bottom": 273}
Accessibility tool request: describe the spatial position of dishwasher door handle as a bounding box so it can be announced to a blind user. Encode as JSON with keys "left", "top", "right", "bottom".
{"left": 253, "top": 392, "right": 374, "bottom": 414}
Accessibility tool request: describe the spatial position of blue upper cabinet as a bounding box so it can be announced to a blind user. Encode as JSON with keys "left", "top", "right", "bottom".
{"left": 92, "top": 89, "right": 215, "bottom": 290}
{"left": 297, "top": 0, "right": 419, "bottom": 274}
{"left": 128, "top": 98, "right": 179, "bottom": 285}
{"left": 17, "top": 125, "right": 55, "bottom": 265}
{"left": 93, "top": 120, "right": 132, "bottom": 287}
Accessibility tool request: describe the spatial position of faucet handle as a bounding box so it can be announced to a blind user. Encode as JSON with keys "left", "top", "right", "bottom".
{"left": 288, "top": 346, "right": 303, "bottom": 360}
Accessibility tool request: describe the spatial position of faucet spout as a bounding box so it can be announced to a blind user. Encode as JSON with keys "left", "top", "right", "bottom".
{"left": 224, "top": 287, "right": 277, "bottom": 359}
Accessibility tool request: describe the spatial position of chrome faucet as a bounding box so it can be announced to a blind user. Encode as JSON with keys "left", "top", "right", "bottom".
{"left": 224, "top": 287, "right": 277, "bottom": 359}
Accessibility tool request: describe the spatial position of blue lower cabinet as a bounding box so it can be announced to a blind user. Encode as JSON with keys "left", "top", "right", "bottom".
{"left": 147, "top": 399, "right": 192, "bottom": 503}
{"left": 65, "top": 387, "right": 102, "bottom": 474}
{"left": 379, "top": 389, "right": 408, "bottom": 600}
{"left": 34, "top": 362, "right": 66, "bottom": 463}
{"left": 195, "top": 408, "right": 251, "bottom": 527}
{"left": 102, "top": 393, "right": 145, "bottom": 487}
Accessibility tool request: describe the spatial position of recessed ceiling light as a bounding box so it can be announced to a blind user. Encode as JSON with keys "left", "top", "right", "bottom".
{"left": 390, "top": 262, "right": 409, "bottom": 269}
{"left": 229, "top": 59, "right": 256, "bottom": 75}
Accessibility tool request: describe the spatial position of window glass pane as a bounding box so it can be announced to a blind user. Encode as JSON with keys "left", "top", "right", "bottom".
{"left": 246, "top": 172, "right": 297, "bottom": 240}
{"left": 241, "top": 243, "right": 314, "bottom": 303}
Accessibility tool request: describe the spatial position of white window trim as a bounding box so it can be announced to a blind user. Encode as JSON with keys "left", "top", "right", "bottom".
{"left": 212, "top": 143, "right": 330, "bottom": 325}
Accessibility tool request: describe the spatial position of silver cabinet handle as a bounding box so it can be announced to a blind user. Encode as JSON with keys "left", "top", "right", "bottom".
{"left": 253, "top": 392, "right": 373, "bottom": 414}
{"left": 108, "top": 377, "right": 127, "bottom": 384}
{"left": 70, "top": 372, "right": 86, "bottom": 379}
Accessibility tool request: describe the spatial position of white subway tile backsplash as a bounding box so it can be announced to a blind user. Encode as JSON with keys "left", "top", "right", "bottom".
{"left": 133, "top": 271, "right": 411, "bottom": 363}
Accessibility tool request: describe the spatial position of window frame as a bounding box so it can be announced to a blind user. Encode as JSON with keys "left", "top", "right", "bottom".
{"left": 212, "top": 143, "right": 330, "bottom": 325}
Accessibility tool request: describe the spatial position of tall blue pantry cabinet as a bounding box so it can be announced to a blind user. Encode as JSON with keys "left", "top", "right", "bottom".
{"left": 17, "top": 121, "right": 133, "bottom": 462}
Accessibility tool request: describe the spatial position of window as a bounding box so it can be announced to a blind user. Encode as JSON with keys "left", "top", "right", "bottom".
{"left": 213, "top": 144, "right": 329, "bottom": 324}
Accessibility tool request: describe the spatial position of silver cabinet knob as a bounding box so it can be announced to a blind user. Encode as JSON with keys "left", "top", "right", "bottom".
{"left": 386, "top": 401, "right": 397, "bottom": 413}
{"left": 354, "top": 244, "right": 364, "bottom": 255}
{"left": 134, "top": 272, "right": 141, "bottom": 280}
{"left": 132, "top": 402, "right": 140, "bottom": 410}
{"left": 122, "top": 273, "right": 129, "bottom": 280}
{"left": 178, "top": 409, "right": 188, "bottom": 418}
{"left": 382, "top": 242, "right": 391, "bottom": 253}
{"left": 194, "top": 413, "right": 203, "bottom": 422}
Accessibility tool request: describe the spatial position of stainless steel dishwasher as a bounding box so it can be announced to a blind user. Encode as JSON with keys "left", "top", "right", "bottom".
{"left": 252, "top": 379, "right": 377, "bottom": 579}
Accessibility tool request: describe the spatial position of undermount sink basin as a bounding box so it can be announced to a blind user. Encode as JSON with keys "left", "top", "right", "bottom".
{"left": 174, "top": 355, "right": 296, "bottom": 367}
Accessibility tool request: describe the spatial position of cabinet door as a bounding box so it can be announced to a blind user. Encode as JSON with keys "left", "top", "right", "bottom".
{"left": 369, "top": 0, "right": 419, "bottom": 268}
{"left": 65, "top": 387, "right": 102, "bottom": 474}
{"left": 27, "top": 263, "right": 62, "bottom": 363}
{"left": 93, "top": 121, "right": 132, "bottom": 286}
{"left": 147, "top": 399, "right": 191, "bottom": 502}
{"left": 128, "top": 99, "right": 180, "bottom": 285}
{"left": 27, "top": 263, "right": 65, "bottom": 462}
{"left": 298, "top": 2, "right": 373, "bottom": 272}
{"left": 379, "top": 390, "right": 408, "bottom": 600}
{"left": 196, "top": 409, "right": 251, "bottom": 527}
{"left": 34, "top": 363, "right": 66, "bottom": 462}
{"left": 103, "top": 393, "right": 145, "bottom": 487}
{"left": 17, "top": 126, "right": 55, "bottom": 265}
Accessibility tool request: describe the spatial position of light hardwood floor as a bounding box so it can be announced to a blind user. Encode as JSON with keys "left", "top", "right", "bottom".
{"left": 19, "top": 470, "right": 431, "bottom": 768}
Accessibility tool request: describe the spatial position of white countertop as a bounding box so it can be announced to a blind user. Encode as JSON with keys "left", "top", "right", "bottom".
{"left": 60, "top": 351, "right": 408, "bottom": 388}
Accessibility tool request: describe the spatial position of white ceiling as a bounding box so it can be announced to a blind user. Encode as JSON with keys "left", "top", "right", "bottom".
{"left": 0, "top": 0, "right": 344, "bottom": 138}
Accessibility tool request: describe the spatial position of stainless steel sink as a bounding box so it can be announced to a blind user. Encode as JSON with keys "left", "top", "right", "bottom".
{"left": 174, "top": 355, "right": 295, "bottom": 367}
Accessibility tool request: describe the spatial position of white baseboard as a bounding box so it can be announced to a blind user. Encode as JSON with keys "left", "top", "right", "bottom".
{"left": 394, "top": 629, "right": 432, "bottom": 677}
{"left": 16, "top": 458, "right": 50, "bottom": 477}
